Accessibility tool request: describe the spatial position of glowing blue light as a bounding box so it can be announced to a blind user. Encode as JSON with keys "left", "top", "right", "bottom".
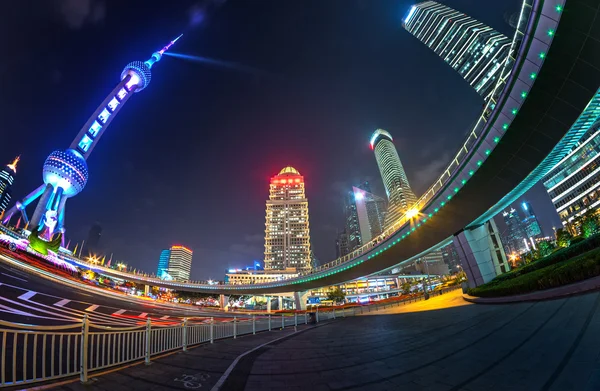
{"left": 354, "top": 191, "right": 364, "bottom": 201}
{"left": 522, "top": 202, "right": 528, "bottom": 211}
{"left": 88, "top": 121, "right": 102, "bottom": 137}
{"left": 404, "top": 5, "right": 417, "bottom": 24}
{"left": 107, "top": 97, "right": 119, "bottom": 112}
{"left": 78, "top": 135, "right": 93, "bottom": 152}
{"left": 117, "top": 88, "right": 127, "bottom": 100}
{"left": 98, "top": 108, "right": 111, "bottom": 124}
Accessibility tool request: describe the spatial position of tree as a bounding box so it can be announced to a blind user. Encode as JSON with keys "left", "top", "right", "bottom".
{"left": 536, "top": 240, "right": 554, "bottom": 258}
{"left": 580, "top": 210, "right": 600, "bottom": 238}
{"left": 326, "top": 287, "right": 346, "bottom": 303}
{"left": 401, "top": 282, "right": 412, "bottom": 295}
{"left": 556, "top": 228, "right": 572, "bottom": 248}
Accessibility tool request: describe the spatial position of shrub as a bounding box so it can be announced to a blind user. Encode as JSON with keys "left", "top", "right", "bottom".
{"left": 468, "top": 247, "right": 600, "bottom": 297}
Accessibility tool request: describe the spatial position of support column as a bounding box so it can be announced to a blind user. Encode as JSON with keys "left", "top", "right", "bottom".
{"left": 277, "top": 296, "right": 283, "bottom": 311}
{"left": 454, "top": 219, "right": 510, "bottom": 288}
{"left": 293, "top": 291, "right": 309, "bottom": 311}
{"left": 219, "top": 294, "right": 229, "bottom": 310}
{"left": 31, "top": 184, "right": 55, "bottom": 230}
{"left": 267, "top": 297, "right": 272, "bottom": 313}
{"left": 144, "top": 285, "right": 150, "bottom": 296}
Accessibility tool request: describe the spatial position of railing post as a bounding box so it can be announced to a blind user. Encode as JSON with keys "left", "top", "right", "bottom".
{"left": 268, "top": 315, "right": 272, "bottom": 331}
{"left": 294, "top": 313, "right": 298, "bottom": 332}
{"left": 252, "top": 314, "right": 256, "bottom": 335}
{"left": 210, "top": 317, "right": 214, "bottom": 344}
{"left": 333, "top": 309, "right": 336, "bottom": 319}
{"left": 342, "top": 308, "right": 346, "bottom": 318}
{"left": 80, "top": 314, "right": 89, "bottom": 383}
{"left": 182, "top": 318, "right": 188, "bottom": 352}
{"left": 233, "top": 316, "right": 237, "bottom": 339}
{"left": 281, "top": 314, "right": 285, "bottom": 329}
{"left": 304, "top": 312, "right": 308, "bottom": 325}
{"left": 145, "top": 317, "right": 151, "bottom": 365}
{"left": 316, "top": 307, "right": 319, "bottom": 323}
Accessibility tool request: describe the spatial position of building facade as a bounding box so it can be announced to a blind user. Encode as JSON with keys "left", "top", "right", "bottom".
{"left": 502, "top": 207, "right": 528, "bottom": 255}
{"left": 264, "top": 167, "right": 311, "bottom": 272}
{"left": 543, "top": 120, "right": 600, "bottom": 232}
{"left": 353, "top": 186, "right": 387, "bottom": 242}
{"left": 225, "top": 269, "right": 298, "bottom": 285}
{"left": 343, "top": 182, "right": 372, "bottom": 251}
{"left": 167, "top": 245, "right": 193, "bottom": 282}
{"left": 370, "top": 129, "right": 418, "bottom": 229}
{"left": 156, "top": 248, "right": 171, "bottom": 278}
{"left": 0, "top": 157, "right": 19, "bottom": 215}
{"left": 521, "top": 201, "right": 543, "bottom": 239}
{"left": 403, "top": 1, "right": 512, "bottom": 101}
{"left": 335, "top": 229, "right": 349, "bottom": 258}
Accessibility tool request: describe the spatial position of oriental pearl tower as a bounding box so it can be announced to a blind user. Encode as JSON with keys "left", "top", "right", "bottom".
{"left": 2, "top": 35, "right": 183, "bottom": 245}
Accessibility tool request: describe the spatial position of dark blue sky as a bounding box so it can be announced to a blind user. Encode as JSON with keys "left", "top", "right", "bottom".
{"left": 0, "top": 0, "right": 561, "bottom": 280}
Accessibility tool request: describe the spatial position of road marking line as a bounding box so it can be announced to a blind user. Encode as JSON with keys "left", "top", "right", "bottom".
{"left": 1, "top": 273, "right": 27, "bottom": 282}
{"left": 54, "top": 299, "right": 71, "bottom": 307}
{"left": 18, "top": 291, "right": 37, "bottom": 300}
{"left": 0, "top": 303, "right": 36, "bottom": 316}
{"left": 86, "top": 304, "right": 99, "bottom": 312}
{"left": 160, "top": 315, "right": 170, "bottom": 320}
{"left": 138, "top": 312, "right": 148, "bottom": 318}
{"left": 113, "top": 309, "right": 126, "bottom": 315}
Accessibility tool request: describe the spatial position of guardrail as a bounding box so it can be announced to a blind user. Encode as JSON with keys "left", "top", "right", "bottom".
{"left": 0, "top": 286, "right": 460, "bottom": 388}
{"left": 0, "top": 310, "right": 341, "bottom": 388}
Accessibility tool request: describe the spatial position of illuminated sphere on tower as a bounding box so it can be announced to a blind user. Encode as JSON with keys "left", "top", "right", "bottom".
{"left": 121, "top": 61, "right": 152, "bottom": 92}
{"left": 42, "top": 149, "right": 88, "bottom": 198}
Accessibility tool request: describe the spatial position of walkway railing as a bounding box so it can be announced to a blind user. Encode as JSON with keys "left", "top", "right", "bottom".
{"left": 0, "top": 286, "right": 460, "bottom": 388}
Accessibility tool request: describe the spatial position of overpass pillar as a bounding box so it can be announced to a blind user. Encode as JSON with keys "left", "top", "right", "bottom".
{"left": 293, "top": 291, "right": 309, "bottom": 310}
{"left": 453, "top": 219, "right": 510, "bottom": 289}
{"left": 277, "top": 296, "right": 283, "bottom": 310}
{"left": 219, "top": 294, "right": 229, "bottom": 310}
{"left": 267, "top": 297, "right": 272, "bottom": 313}
{"left": 144, "top": 285, "right": 150, "bottom": 296}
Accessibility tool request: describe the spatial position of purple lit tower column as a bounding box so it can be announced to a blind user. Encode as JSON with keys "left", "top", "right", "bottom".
{"left": 2, "top": 35, "right": 183, "bottom": 244}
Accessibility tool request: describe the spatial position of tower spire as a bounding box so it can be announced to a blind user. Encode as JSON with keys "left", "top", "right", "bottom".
{"left": 7, "top": 156, "right": 20, "bottom": 173}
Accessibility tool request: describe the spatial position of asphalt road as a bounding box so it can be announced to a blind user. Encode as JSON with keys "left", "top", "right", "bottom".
{"left": 0, "top": 254, "right": 236, "bottom": 327}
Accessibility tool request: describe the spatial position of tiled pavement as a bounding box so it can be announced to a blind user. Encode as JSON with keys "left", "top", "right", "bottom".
{"left": 46, "top": 290, "right": 600, "bottom": 391}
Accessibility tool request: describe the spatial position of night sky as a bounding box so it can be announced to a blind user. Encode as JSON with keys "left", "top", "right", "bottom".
{"left": 1, "top": 0, "right": 561, "bottom": 280}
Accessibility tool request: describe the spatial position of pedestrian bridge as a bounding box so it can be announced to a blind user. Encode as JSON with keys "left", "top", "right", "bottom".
{"left": 72, "top": 0, "right": 600, "bottom": 295}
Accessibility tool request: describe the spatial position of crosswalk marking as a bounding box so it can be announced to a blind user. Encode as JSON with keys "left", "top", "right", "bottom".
{"left": 85, "top": 304, "right": 99, "bottom": 312}
{"left": 54, "top": 299, "right": 71, "bottom": 307}
{"left": 18, "top": 291, "right": 37, "bottom": 300}
{"left": 160, "top": 315, "right": 170, "bottom": 320}
{"left": 138, "top": 312, "right": 148, "bottom": 318}
{"left": 113, "top": 309, "right": 126, "bottom": 315}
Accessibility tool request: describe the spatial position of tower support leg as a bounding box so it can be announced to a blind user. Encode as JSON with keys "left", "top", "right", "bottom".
{"left": 453, "top": 219, "right": 510, "bottom": 289}
{"left": 31, "top": 184, "right": 54, "bottom": 229}
{"left": 2, "top": 184, "right": 46, "bottom": 225}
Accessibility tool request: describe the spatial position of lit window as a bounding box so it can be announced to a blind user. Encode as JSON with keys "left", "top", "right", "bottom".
{"left": 98, "top": 108, "right": 111, "bottom": 124}
{"left": 108, "top": 97, "right": 120, "bottom": 112}
{"left": 88, "top": 121, "right": 102, "bottom": 137}
{"left": 78, "top": 135, "right": 93, "bottom": 152}
{"left": 117, "top": 88, "right": 127, "bottom": 100}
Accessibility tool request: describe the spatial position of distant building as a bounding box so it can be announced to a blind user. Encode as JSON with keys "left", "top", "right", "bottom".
{"left": 168, "top": 245, "right": 193, "bottom": 282}
{"left": 264, "top": 167, "right": 311, "bottom": 272}
{"left": 521, "top": 201, "right": 543, "bottom": 239}
{"left": 502, "top": 208, "right": 528, "bottom": 254}
{"left": 440, "top": 243, "right": 461, "bottom": 272}
{"left": 370, "top": 129, "right": 418, "bottom": 229}
{"left": 353, "top": 186, "right": 387, "bottom": 242}
{"left": 225, "top": 269, "right": 298, "bottom": 285}
{"left": 343, "top": 182, "right": 370, "bottom": 251}
{"left": 542, "top": 120, "right": 600, "bottom": 233}
{"left": 336, "top": 230, "right": 349, "bottom": 258}
{"left": 403, "top": 1, "right": 512, "bottom": 101}
{"left": 0, "top": 157, "right": 19, "bottom": 215}
{"left": 157, "top": 249, "right": 171, "bottom": 278}
{"left": 416, "top": 251, "right": 450, "bottom": 276}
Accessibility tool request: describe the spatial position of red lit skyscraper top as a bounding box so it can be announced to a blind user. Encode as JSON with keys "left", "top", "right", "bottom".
{"left": 264, "top": 167, "right": 311, "bottom": 272}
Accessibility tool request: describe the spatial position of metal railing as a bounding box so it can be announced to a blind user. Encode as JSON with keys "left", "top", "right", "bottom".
{"left": 0, "top": 287, "right": 462, "bottom": 388}
{"left": 0, "top": 308, "right": 353, "bottom": 388}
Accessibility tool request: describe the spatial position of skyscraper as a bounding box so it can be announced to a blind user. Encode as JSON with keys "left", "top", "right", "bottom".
{"left": 521, "top": 201, "right": 543, "bottom": 239}
{"left": 343, "top": 182, "right": 372, "bottom": 252}
{"left": 502, "top": 208, "right": 528, "bottom": 254}
{"left": 0, "top": 157, "right": 19, "bottom": 215}
{"left": 403, "top": 1, "right": 511, "bottom": 101}
{"left": 336, "top": 230, "right": 349, "bottom": 258}
{"left": 370, "top": 129, "right": 417, "bottom": 229}
{"left": 157, "top": 248, "right": 171, "bottom": 278}
{"left": 543, "top": 120, "right": 600, "bottom": 232}
{"left": 264, "top": 167, "right": 311, "bottom": 272}
{"left": 353, "top": 186, "right": 387, "bottom": 242}
{"left": 167, "top": 245, "right": 193, "bottom": 282}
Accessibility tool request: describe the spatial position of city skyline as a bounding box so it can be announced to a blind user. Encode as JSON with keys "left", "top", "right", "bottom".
{"left": 1, "top": 0, "right": 563, "bottom": 280}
